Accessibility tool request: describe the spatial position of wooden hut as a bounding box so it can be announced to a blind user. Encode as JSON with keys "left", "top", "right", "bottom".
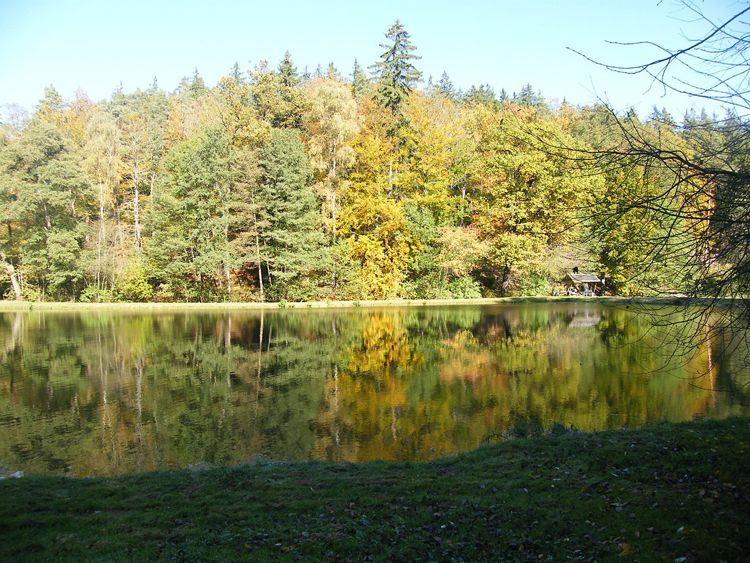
{"left": 566, "top": 273, "right": 602, "bottom": 296}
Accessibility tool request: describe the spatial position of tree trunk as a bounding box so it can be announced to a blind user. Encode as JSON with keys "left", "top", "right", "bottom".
{"left": 42, "top": 201, "right": 51, "bottom": 230}
{"left": 330, "top": 179, "right": 338, "bottom": 292}
{"left": 223, "top": 196, "right": 231, "bottom": 298}
{"left": 253, "top": 219, "right": 264, "bottom": 303}
{"left": 97, "top": 178, "right": 106, "bottom": 292}
{"left": 256, "top": 245, "right": 264, "bottom": 302}
{"left": 0, "top": 251, "right": 22, "bottom": 301}
{"left": 703, "top": 187, "right": 713, "bottom": 264}
{"left": 133, "top": 184, "right": 141, "bottom": 251}
{"left": 331, "top": 139, "right": 338, "bottom": 241}
{"left": 388, "top": 159, "right": 393, "bottom": 196}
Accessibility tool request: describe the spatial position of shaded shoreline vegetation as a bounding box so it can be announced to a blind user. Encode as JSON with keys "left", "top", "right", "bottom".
{"left": 0, "top": 20, "right": 741, "bottom": 307}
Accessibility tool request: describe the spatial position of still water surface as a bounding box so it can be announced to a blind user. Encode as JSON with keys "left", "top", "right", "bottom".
{"left": 1, "top": 303, "right": 748, "bottom": 477}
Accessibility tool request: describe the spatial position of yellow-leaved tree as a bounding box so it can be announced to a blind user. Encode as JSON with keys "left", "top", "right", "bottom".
{"left": 470, "top": 104, "right": 603, "bottom": 295}
{"left": 304, "top": 77, "right": 361, "bottom": 242}
{"left": 338, "top": 97, "right": 417, "bottom": 299}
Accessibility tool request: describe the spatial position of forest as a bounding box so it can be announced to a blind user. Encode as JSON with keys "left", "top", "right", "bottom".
{"left": 0, "top": 21, "right": 735, "bottom": 304}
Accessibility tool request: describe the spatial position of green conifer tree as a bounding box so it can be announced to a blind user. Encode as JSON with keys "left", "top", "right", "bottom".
{"left": 351, "top": 59, "right": 369, "bottom": 100}
{"left": 257, "top": 130, "right": 327, "bottom": 300}
{"left": 463, "top": 84, "right": 497, "bottom": 108}
{"left": 277, "top": 51, "right": 301, "bottom": 88}
{"left": 436, "top": 71, "right": 456, "bottom": 100}
{"left": 370, "top": 20, "right": 422, "bottom": 113}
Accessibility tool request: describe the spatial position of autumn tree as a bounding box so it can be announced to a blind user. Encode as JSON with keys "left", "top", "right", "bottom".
{"left": 338, "top": 98, "right": 416, "bottom": 299}
{"left": 304, "top": 78, "right": 360, "bottom": 240}
{"left": 569, "top": 106, "right": 692, "bottom": 295}
{"left": 399, "top": 93, "right": 472, "bottom": 222}
{"left": 81, "top": 107, "right": 121, "bottom": 300}
{"left": 394, "top": 94, "right": 478, "bottom": 297}
{"left": 164, "top": 73, "right": 217, "bottom": 147}
{"left": 108, "top": 85, "right": 169, "bottom": 254}
{"left": 35, "top": 86, "right": 68, "bottom": 131}
{"left": 436, "top": 225, "right": 488, "bottom": 297}
{"left": 304, "top": 77, "right": 361, "bottom": 292}
{"left": 0, "top": 104, "right": 30, "bottom": 141}
{"left": 470, "top": 106, "right": 601, "bottom": 294}
{"left": 214, "top": 72, "right": 269, "bottom": 149}
{"left": 250, "top": 55, "right": 309, "bottom": 129}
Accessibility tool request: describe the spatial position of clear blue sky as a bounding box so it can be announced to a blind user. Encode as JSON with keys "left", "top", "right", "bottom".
{"left": 0, "top": 0, "right": 739, "bottom": 121}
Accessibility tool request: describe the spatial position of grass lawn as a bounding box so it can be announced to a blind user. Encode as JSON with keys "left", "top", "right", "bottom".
{"left": 1, "top": 418, "right": 749, "bottom": 562}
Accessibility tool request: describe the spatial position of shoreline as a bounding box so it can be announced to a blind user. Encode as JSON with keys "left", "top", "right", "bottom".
{"left": 0, "top": 295, "right": 694, "bottom": 312}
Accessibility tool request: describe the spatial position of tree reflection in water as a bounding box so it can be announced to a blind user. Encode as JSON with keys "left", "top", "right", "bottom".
{"left": 0, "top": 303, "right": 747, "bottom": 476}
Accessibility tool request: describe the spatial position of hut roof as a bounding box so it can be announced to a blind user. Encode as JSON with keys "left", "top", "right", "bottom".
{"left": 568, "top": 273, "right": 601, "bottom": 284}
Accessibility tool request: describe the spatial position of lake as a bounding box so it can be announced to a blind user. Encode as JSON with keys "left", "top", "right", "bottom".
{"left": 1, "top": 302, "right": 748, "bottom": 477}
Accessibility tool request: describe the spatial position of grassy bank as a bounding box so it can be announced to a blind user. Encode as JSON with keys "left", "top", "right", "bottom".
{"left": 0, "top": 295, "right": 688, "bottom": 312}
{"left": 1, "top": 418, "right": 749, "bottom": 562}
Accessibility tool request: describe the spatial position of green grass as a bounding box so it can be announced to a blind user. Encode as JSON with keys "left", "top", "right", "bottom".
{"left": 2, "top": 418, "right": 749, "bottom": 562}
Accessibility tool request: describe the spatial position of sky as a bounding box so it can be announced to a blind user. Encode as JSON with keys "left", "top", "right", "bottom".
{"left": 0, "top": 0, "right": 741, "bottom": 122}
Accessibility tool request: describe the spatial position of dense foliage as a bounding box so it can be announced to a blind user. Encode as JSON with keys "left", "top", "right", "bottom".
{"left": 0, "top": 22, "right": 733, "bottom": 303}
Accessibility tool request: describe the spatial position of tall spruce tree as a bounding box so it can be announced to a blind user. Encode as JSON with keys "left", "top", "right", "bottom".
{"left": 463, "top": 84, "right": 497, "bottom": 108}
{"left": 512, "top": 83, "right": 549, "bottom": 115}
{"left": 148, "top": 127, "right": 236, "bottom": 302}
{"left": 436, "top": 71, "right": 456, "bottom": 100}
{"left": 351, "top": 59, "right": 369, "bottom": 100}
{"left": 370, "top": 20, "right": 422, "bottom": 113}
{"left": 277, "top": 51, "right": 301, "bottom": 88}
{"left": 257, "top": 129, "right": 326, "bottom": 300}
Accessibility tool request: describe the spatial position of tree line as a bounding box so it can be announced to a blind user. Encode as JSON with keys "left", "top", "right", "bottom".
{"left": 0, "top": 20, "right": 733, "bottom": 304}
